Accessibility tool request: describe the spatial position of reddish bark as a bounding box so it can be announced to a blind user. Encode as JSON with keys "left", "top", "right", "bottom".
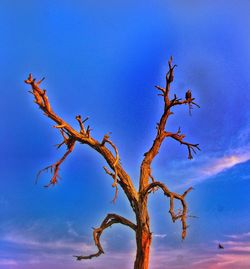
{"left": 25, "top": 57, "right": 199, "bottom": 269}
{"left": 135, "top": 228, "right": 152, "bottom": 269}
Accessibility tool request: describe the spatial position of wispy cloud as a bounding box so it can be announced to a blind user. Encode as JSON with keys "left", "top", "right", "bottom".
{"left": 201, "top": 153, "right": 250, "bottom": 177}
{"left": 2, "top": 233, "right": 94, "bottom": 253}
{"left": 150, "top": 233, "right": 250, "bottom": 269}
{"left": 0, "top": 259, "right": 18, "bottom": 266}
{"left": 188, "top": 149, "right": 250, "bottom": 185}
{"left": 206, "top": 232, "right": 250, "bottom": 268}
{"left": 66, "top": 221, "right": 80, "bottom": 238}
{"left": 153, "top": 233, "right": 167, "bottom": 238}
{"left": 225, "top": 232, "right": 250, "bottom": 240}
{"left": 159, "top": 126, "right": 250, "bottom": 189}
{"left": 0, "top": 231, "right": 134, "bottom": 269}
{"left": 185, "top": 126, "right": 250, "bottom": 186}
{"left": 2, "top": 234, "right": 250, "bottom": 269}
{"left": 170, "top": 144, "right": 250, "bottom": 189}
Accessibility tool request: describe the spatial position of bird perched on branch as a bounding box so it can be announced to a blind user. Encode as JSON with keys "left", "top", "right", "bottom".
{"left": 185, "top": 89, "right": 193, "bottom": 115}
{"left": 185, "top": 89, "right": 192, "bottom": 101}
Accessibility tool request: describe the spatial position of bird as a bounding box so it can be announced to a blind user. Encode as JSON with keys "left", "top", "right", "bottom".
{"left": 218, "top": 243, "right": 224, "bottom": 249}
{"left": 185, "top": 89, "right": 192, "bottom": 101}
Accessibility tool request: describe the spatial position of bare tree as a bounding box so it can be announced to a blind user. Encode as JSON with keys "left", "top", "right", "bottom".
{"left": 25, "top": 57, "right": 200, "bottom": 269}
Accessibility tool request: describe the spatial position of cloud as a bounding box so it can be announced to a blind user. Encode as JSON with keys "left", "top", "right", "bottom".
{"left": 2, "top": 234, "right": 250, "bottom": 269}
{"left": 206, "top": 232, "right": 250, "bottom": 268}
{"left": 2, "top": 233, "right": 94, "bottom": 253}
{"left": 173, "top": 144, "right": 250, "bottom": 188}
{"left": 66, "top": 222, "right": 80, "bottom": 238}
{"left": 158, "top": 126, "right": 250, "bottom": 189}
{"left": 225, "top": 232, "right": 250, "bottom": 240}
{"left": 153, "top": 233, "right": 167, "bottom": 238}
{"left": 201, "top": 154, "right": 250, "bottom": 177}
{"left": 149, "top": 231, "right": 250, "bottom": 269}
{"left": 0, "top": 259, "right": 18, "bottom": 266}
{"left": 215, "top": 253, "right": 250, "bottom": 268}
{"left": 0, "top": 233, "right": 134, "bottom": 269}
{"left": 185, "top": 126, "right": 250, "bottom": 186}
{"left": 193, "top": 150, "right": 250, "bottom": 183}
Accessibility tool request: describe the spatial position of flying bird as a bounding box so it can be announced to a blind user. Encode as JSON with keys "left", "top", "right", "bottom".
{"left": 218, "top": 243, "right": 224, "bottom": 249}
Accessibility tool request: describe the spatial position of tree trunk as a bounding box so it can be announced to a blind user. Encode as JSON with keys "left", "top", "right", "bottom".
{"left": 134, "top": 199, "right": 152, "bottom": 269}
{"left": 134, "top": 227, "right": 152, "bottom": 269}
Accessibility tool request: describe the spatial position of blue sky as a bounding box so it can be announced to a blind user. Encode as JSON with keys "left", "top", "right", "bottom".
{"left": 1, "top": 1, "right": 250, "bottom": 268}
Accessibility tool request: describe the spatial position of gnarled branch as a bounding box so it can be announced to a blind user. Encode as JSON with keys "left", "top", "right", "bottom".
{"left": 37, "top": 136, "right": 76, "bottom": 187}
{"left": 140, "top": 57, "right": 199, "bottom": 191}
{"left": 74, "top": 213, "right": 136, "bottom": 260}
{"left": 103, "top": 166, "right": 119, "bottom": 203}
{"left": 164, "top": 128, "right": 201, "bottom": 159}
{"left": 142, "top": 181, "right": 192, "bottom": 240}
{"left": 101, "top": 133, "right": 120, "bottom": 189}
{"left": 25, "top": 74, "right": 138, "bottom": 205}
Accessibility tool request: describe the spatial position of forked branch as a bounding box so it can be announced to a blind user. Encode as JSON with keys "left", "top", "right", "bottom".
{"left": 37, "top": 136, "right": 76, "bottom": 187}
{"left": 164, "top": 128, "right": 201, "bottom": 159}
{"left": 142, "top": 181, "right": 193, "bottom": 239}
{"left": 74, "top": 213, "right": 136, "bottom": 260}
{"left": 140, "top": 57, "right": 200, "bottom": 190}
{"left": 25, "top": 74, "right": 138, "bottom": 204}
{"left": 103, "top": 166, "right": 119, "bottom": 203}
{"left": 169, "top": 89, "right": 200, "bottom": 114}
{"left": 102, "top": 133, "right": 120, "bottom": 189}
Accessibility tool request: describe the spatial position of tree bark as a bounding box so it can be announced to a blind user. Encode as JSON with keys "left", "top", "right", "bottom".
{"left": 25, "top": 56, "right": 199, "bottom": 269}
{"left": 134, "top": 210, "right": 152, "bottom": 269}
{"left": 134, "top": 182, "right": 152, "bottom": 269}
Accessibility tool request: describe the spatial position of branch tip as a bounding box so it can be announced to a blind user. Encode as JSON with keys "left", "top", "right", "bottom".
{"left": 75, "top": 214, "right": 136, "bottom": 260}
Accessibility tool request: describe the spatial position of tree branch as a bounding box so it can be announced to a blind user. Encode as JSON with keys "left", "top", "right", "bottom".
{"left": 169, "top": 89, "right": 200, "bottom": 115}
{"left": 103, "top": 166, "right": 119, "bottom": 203}
{"left": 37, "top": 134, "right": 76, "bottom": 187}
{"left": 101, "top": 133, "right": 120, "bottom": 189}
{"left": 164, "top": 128, "right": 201, "bottom": 159}
{"left": 25, "top": 74, "right": 138, "bottom": 205}
{"left": 139, "top": 57, "right": 199, "bottom": 191}
{"left": 142, "top": 181, "right": 193, "bottom": 240}
{"left": 74, "top": 213, "right": 136, "bottom": 260}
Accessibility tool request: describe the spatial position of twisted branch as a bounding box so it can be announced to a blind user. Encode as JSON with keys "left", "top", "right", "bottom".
{"left": 75, "top": 115, "right": 89, "bottom": 134}
{"left": 140, "top": 56, "right": 199, "bottom": 191}
{"left": 164, "top": 128, "right": 201, "bottom": 159}
{"left": 37, "top": 131, "right": 76, "bottom": 187}
{"left": 102, "top": 133, "right": 120, "bottom": 193}
{"left": 25, "top": 74, "right": 138, "bottom": 204}
{"left": 142, "top": 181, "right": 193, "bottom": 239}
{"left": 103, "top": 166, "right": 119, "bottom": 203}
{"left": 74, "top": 213, "right": 136, "bottom": 260}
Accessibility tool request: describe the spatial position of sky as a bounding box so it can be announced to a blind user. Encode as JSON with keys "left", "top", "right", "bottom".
{"left": 1, "top": 1, "right": 250, "bottom": 268}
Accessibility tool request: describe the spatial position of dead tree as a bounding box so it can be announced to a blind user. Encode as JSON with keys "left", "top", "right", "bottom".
{"left": 25, "top": 57, "right": 200, "bottom": 269}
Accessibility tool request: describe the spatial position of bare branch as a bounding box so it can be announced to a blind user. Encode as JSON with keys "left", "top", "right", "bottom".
{"left": 74, "top": 213, "right": 136, "bottom": 260}
{"left": 140, "top": 57, "right": 176, "bottom": 190}
{"left": 25, "top": 56, "right": 199, "bottom": 267}
{"left": 164, "top": 128, "right": 200, "bottom": 159}
{"left": 142, "top": 181, "right": 193, "bottom": 240}
{"left": 165, "top": 56, "right": 177, "bottom": 95}
{"left": 148, "top": 173, "right": 159, "bottom": 193}
{"left": 103, "top": 166, "right": 119, "bottom": 203}
{"left": 75, "top": 115, "right": 85, "bottom": 134}
{"left": 101, "top": 133, "right": 120, "bottom": 190}
{"left": 155, "top": 85, "right": 165, "bottom": 95}
{"left": 37, "top": 137, "right": 76, "bottom": 187}
{"left": 169, "top": 89, "right": 200, "bottom": 116}
{"left": 25, "top": 74, "right": 138, "bottom": 204}
{"left": 140, "top": 57, "right": 197, "bottom": 191}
